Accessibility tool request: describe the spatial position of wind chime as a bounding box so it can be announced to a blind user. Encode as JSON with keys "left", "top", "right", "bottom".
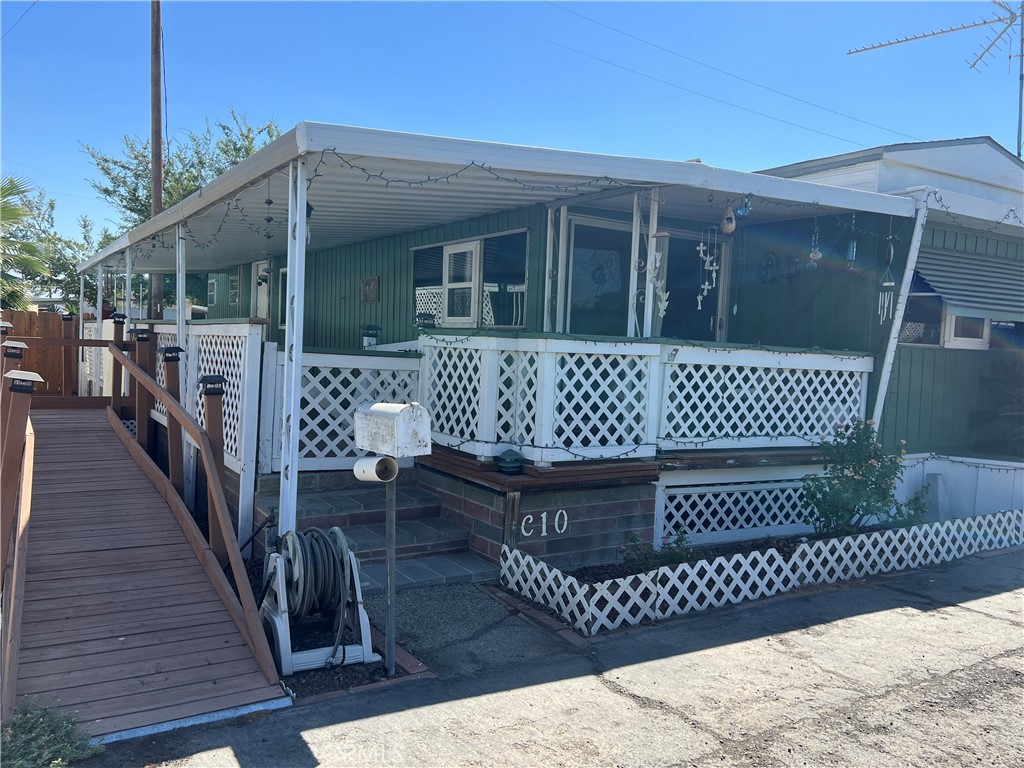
{"left": 806, "top": 219, "right": 823, "bottom": 271}
{"left": 695, "top": 226, "right": 720, "bottom": 314}
{"left": 878, "top": 235, "right": 896, "bottom": 325}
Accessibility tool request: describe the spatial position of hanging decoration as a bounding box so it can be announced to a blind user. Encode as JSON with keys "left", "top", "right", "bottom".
{"left": 806, "top": 219, "right": 822, "bottom": 270}
{"left": 878, "top": 236, "right": 896, "bottom": 325}
{"left": 720, "top": 204, "right": 737, "bottom": 234}
{"left": 650, "top": 231, "right": 671, "bottom": 322}
{"left": 264, "top": 179, "right": 275, "bottom": 240}
{"left": 696, "top": 227, "right": 720, "bottom": 311}
{"left": 846, "top": 212, "right": 858, "bottom": 263}
{"left": 734, "top": 196, "right": 752, "bottom": 219}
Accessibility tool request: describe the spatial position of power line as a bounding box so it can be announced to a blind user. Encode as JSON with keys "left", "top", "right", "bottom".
{"left": 548, "top": 2, "right": 922, "bottom": 142}
{"left": 1, "top": 0, "right": 39, "bottom": 42}
{"left": 467, "top": 9, "right": 866, "bottom": 147}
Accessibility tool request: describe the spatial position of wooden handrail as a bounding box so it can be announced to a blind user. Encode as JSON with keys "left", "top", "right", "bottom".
{"left": 1, "top": 417, "right": 34, "bottom": 720}
{"left": 8, "top": 336, "right": 136, "bottom": 350}
{"left": 106, "top": 343, "right": 279, "bottom": 684}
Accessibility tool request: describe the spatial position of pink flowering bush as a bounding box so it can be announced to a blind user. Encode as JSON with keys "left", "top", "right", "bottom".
{"left": 800, "top": 419, "right": 927, "bottom": 535}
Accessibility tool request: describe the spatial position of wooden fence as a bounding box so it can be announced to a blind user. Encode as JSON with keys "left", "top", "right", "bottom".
{"left": 1, "top": 310, "right": 88, "bottom": 396}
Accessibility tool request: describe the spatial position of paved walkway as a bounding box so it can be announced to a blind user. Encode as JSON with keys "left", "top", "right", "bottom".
{"left": 87, "top": 548, "right": 1023, "bottom": 767}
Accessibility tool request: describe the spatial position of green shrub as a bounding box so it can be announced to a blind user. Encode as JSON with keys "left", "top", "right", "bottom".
{"left": 0, "top": 703, "right": 102, "bottom": 768}
{"left": 622, "top": 529, "right": 700, "bottom": 573}
{"left": 800, "top": 419, "right": 927, "bottom": 536}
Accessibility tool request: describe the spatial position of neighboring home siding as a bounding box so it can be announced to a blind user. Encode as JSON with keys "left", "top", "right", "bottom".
{"left": 921, "top": 225, "right": 1023, "bottom": 263}
{"left": 276, "top": 204, "right": 547, "bottom": 349}
{"left": 205, "top": 264, "right": 253, "bottom": 320}
{"left": 881, "top": 346, "right": 1023, "bottom": 458}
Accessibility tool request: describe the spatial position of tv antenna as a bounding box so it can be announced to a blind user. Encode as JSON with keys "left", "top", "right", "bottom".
{"left": 848, "top": 2, "right": 1024, "bottom": 158}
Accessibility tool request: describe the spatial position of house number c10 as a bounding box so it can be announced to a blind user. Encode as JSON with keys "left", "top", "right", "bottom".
{"left": 520, "top": 509, "right": 568, "bottom": 538}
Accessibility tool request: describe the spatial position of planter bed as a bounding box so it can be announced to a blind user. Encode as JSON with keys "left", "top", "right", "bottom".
{"left": 500, "top": 510, "right": 1023, "bottom": 637}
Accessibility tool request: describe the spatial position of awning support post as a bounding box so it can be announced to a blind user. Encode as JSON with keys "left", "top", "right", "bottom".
{"left": 278, "top": 159, "right": 308, "bottom": 538}
{"left": 872, "top": 195, "right": 929, "bottom": 425}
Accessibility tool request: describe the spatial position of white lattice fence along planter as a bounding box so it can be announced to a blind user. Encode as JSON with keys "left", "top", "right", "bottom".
{"left": 501, "top": 510, "right": 1023, "bottom": 637}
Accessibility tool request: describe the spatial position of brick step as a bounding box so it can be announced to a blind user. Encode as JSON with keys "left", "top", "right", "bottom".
{"left": 254, "top": 486, "right": 441, "bottom": 529}
{"left": 343, "top": 518, "right": 469, "bottom": 565}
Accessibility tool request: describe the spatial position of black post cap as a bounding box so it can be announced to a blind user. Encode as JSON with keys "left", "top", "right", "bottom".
{"left": 158, "top": 345, "right": 185, "bottom": 362}
{"left": 199, "top": 374, "right": 227, "bottom": 396}
{"left": 126, "top": 328, "right": 151, "bottom": 342}
{"left": 111, "top": 312, "right": 128, "bottom": 323}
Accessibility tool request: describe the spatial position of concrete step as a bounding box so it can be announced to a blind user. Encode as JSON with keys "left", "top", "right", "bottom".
{"left": 357, "top": 552, "right": 498, "bottom": 597}
{"left": 343, "top": 518, "right": 469, "bottom": 565}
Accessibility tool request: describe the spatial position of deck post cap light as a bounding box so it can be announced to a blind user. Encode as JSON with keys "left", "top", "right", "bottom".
{"left": 111, "top": 312, "right": 128, "bottom": 323}
{"left": 4, "top": 369, "right": 44, "bottom": 393}
{"left": 199, "top": 374, "right": 227, "bottom": 396}
{"left": 126, "top": 328, "right": 151, "bottom": 342}
{"left": 158, "top": 345, "right": 185, "bottom": 362}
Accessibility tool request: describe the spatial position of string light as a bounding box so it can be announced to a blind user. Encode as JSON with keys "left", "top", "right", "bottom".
{"left": 925, "top": 190, "right": 1023, "bottom": 234}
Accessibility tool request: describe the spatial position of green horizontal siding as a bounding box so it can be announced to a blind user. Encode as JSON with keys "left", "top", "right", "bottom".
{"left": 285, "top": 204, "right": 547, "bottom": 350}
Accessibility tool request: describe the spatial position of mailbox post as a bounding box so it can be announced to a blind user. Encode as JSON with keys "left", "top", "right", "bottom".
{"left": 353, "top": 401, "right": 431, "bottom": 677}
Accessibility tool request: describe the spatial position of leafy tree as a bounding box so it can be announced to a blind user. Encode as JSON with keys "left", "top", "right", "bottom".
{"left": 1, "top": 176, "right": 50, "bottom": 310}
{"left": 83, "top": 108, "right": 280, "bottom": 305}
{"left": 10, "top": 188, "right": 110, "bottom": 310}
{"left": 84, "top": 107, "right": 280, "bottom": 230}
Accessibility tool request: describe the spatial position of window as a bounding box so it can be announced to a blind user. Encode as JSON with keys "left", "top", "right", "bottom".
{"left": 414, "top": 231, "right": 528, "bottom": 328}
{"left": 943, "top": 313, "right": 990, "bottom": 349}
{"left": 899, "top": 272, "right": 991, "bottom": 350}
{"left": 228, "top": 274, "right": 240, "bottom": 306}
{"left": 207, "top": 278, "right": 217, "bottom": 306}
{"left": 278, "top": 268, "right": 288, "bottom": 329}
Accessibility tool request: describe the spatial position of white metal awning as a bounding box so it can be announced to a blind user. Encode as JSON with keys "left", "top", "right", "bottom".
{"left": 79, "top": 122, "right": 918, "bottom": 274}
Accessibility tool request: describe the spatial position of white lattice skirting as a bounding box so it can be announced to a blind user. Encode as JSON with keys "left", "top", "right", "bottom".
{"left": 501, "top": 509, "right": 1024, "bottom": 637}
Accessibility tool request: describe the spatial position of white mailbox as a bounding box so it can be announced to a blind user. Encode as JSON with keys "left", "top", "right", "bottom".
{"left": 354, "top": 401, "right": 432, "bottom": 459}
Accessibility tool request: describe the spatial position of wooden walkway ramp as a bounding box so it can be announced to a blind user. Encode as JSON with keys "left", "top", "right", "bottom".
{"left": 16, "top": 410, "right": 288, "bottom": 740}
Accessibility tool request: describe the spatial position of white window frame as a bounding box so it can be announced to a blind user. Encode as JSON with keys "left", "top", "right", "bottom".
{"left": 228, "top": 273, "right": 240, "bottom": 307}
{"left": 207, "top": 278, "right": 217, "bottom": 306}
{"left": 942, "top": 311, "right": 990, "bottom": 350}
{"left": 441, "top": 241, "right": 481, "bottom": 327}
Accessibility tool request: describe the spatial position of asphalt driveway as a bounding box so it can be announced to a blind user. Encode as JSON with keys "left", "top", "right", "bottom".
{"left": 87, "top": 547, "right": 1024, "bottom": 767}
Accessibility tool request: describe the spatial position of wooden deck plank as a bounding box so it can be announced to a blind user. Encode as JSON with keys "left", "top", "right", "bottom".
{"left": 19, "top": 646, "right": 258, "bottom": 697}
{"left": 18, "top": 633, "right": 246, "bottom": 679}
{"left": 21, "top": 567, "right": 209, "bottom": 598}
{"left": 23, "top": 575, "right": 213, "bottom": 611}
{"left": 82, "top": 685, "right": 285, "bottom": 737}
{"left": 17, "top": 618, "right": 240, "bottom": 663}
{"left": 15, "top": 408, "right": 285, "bottom": 737}
{"left": 22, "top": 584, "right": 220, "bottom": 622}
{"left": 27, "top": 670, "right": 273, "bottom": 719}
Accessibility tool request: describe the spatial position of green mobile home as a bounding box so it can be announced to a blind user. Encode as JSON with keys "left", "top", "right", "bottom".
{"left": 77, "top": 126, "right": 1020, "bottom": 568}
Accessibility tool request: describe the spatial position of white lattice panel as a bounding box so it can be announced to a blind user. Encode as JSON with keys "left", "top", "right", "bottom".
{"left": 552, "top": 353, "right": 648, "bottom": 449}
{"left": 664, "top": 481, "right": 805, "bottom": 536}
{"left": 190, "top": 332, "right": 248, "bottom": 460}
{"left": 657, "top": 549, "right": 795, "bottom": 618}
{"left": 297, "top": 364, "right": 420, "bottom": 462}
{"left": 501, "top": 511, "right": 1022, "bottom": 637}
{"left": 496, "top": 350, "right": 538, "bottom": 446}
{"left": 588, "top": 573, "right": 658, "bottom": 633}
{"left": 152, "top": 330, "right": 179, "bottom": 420}
{"left": 501, "top": 546, "right": 591, "bottom": 633}
{"left": 661, "top": 363, "right": 864, "bottom": 445}
{"left": 791, "top": 509, "right": 1024, "bottom": 586}
{"left": 424, "top": 345, "right": 483, "bottom": 441}
{"left": 414, "top": 287, "right": 444, "bottom": 325}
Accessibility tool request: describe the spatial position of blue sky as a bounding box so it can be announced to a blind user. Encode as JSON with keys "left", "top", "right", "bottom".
{"left": 1, "top": 1, "right": 1018, "bottom": 239}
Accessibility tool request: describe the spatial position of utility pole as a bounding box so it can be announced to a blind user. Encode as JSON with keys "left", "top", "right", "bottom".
{"left": 149, "top": 0, "right": 165, "bottom": 319}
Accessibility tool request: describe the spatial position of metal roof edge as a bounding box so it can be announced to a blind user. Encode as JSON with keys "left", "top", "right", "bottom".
{"left": 78, "top": 127, "right": 302, "bottom": 274}
{"left": 298, "top": 123, "right": 915, "bottom": 217}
